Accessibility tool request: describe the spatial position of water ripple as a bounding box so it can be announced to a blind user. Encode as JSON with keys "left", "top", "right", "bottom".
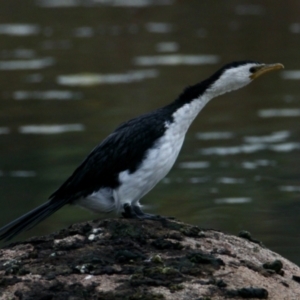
{"left": 196, "top": 131, "right": 234, "bottom": 140}
{"left": 217, "top": 177, "right": 245, "bottom": 184}
{"left": 281, "top": 70, "right": 300, "bottom": 79}
{"left": 200, "top": 144, "right": 266, "bottom": 155}
{"left": 258, "top": 108, "right": 300, "bottom": 118}
{"left": 279, "top": 186, "right": 300, "bottom": 192}
{"left": 13, "top": 90, "right": 82, "bottom": 100}
{"left": 269, "top": 142, "right": 300, "bottom": 152}
{"left": 133, "top": 54, "right": 219, "bottom": 66}
{"left": 242, "top": 160, "right": 276, "bottom": 169}
{"left": 214, "top": 197, "right": 252, "bottom": 204}
{"left": 36, "top": 0, "right": 173, "bottom": 8}
{"left": 19, "top": 124, "right": 85, "bottom": 134}
{"left": 0, "top": 57, "right": 55, "bottom": 70}
{"left": 0, "top": 24, "right": 40, "bottom": 36}
{"left": 289, "top": 24, "right": 300, "bottom": 34}
{"left": 178, "top": 161, "right": 210, "bottom": 169}
{"left": 244, "top": 131, "right": 290, "bottom": 144}
{"left": 9, "top": 171, "right": 36, "bottom": 177}
{"left": 200, "top": 143, "right": 300, "bottom": 155}
{"left": 156, "top": 42, "right": 179, "bottom": 53}
{"left": 57, "top": 69, "right": 158, "bottom": 86}
{"left": 1, "top": 49, "right": 36, "bottom": 59}
{"left": 146, "top": 22, "right": 173, "bottom": 33}
{"left": 73, "top": 27, "right": 94, "bottom": 37}
{"left": 235, "top": 4, "right": 264, "bottom": 15}
{"left": 0, "top": 127, "right": 10, "bottom": 134}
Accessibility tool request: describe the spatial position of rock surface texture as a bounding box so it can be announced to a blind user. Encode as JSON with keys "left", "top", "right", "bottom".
{"left": 0, "top": 218, "right": 300, "bottom": 299}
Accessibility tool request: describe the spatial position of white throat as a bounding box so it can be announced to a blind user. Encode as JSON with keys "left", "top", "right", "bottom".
{"left": 170, "top": 94, "right": 212, "bottom": 136}
{"left": 206, "top": 65, "right": 252, "bottom": 97}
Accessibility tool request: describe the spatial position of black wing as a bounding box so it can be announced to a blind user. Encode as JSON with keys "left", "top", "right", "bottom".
{"left": 49, "top": 109, "right": 170, "bottom": 202}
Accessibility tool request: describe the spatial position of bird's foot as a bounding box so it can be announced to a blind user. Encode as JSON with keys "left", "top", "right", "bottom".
{"left": 122, "top": 203, "right": 165, "bottom": 220}
{"left": 132, "top": 205, "right": 163, "bottom": 220}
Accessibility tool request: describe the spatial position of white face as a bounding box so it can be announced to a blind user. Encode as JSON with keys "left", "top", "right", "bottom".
{"left": 208, "top": 63, "right": 260, "bottom": 97}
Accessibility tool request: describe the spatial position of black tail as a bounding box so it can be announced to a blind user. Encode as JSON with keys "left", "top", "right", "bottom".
{"left": 0, "top": 200, "right": 68, "bottom": 241}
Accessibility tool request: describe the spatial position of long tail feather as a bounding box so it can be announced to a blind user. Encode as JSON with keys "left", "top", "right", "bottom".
{"left": 0, "top": 200, "right": 67, "bottom": 241}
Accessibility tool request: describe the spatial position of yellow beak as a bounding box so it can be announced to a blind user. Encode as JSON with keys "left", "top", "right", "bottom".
{"left": 250, "top": 63, "right": 284, "bottom": 80}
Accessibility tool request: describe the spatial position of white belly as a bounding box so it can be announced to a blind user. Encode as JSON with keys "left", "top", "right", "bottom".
{"left": 114, "top": 125, "right": 185, "bottom": 211}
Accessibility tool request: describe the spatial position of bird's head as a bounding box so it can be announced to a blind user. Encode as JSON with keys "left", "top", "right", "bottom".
{"left": 207, "top": 61, "right": 284, "bottom": 97}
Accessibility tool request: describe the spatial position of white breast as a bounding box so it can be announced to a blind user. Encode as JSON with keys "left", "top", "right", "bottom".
{"left": 114, "top": 96, "right": 209, "bottom": 212}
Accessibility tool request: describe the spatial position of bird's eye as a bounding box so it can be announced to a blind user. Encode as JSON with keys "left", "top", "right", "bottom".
{"left": 249, "top": 67, "right": 257, "bottom": 73}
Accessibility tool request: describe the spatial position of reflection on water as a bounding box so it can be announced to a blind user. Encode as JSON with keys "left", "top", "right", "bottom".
{"left": 258, "top": 108, "right": 300, "bottom": 117}
{"left": 57, "top": 69, "right": 158, "bottom": 86}
{"left": 36, "top": 0, "right": 174, "bottom": 8}
{"left": 13, "top": 90, "right": 82, "bottom": 100}
{"left": 9, "top": 171, "right": 36, "bottom": 177}
{"left": 42, "top": 40, "right": 72, "bottom": 50}
{"left": 216, "top": 131, "right": 296, "bottom": 155}
{"left": 279, "top": 186, "right": 300, "bottom": 192}
{"left": 73, "top": 27, "right": 94, "bottom": 38}
{"left": 214, "top": 197, "right": 252, "bottom": 204}
{"left": 217, "top": 177, "right": 245, "bottom": 184}
{"left": 196, "top": 132, "right": 234, "bottom": 140}
{"left": 0, "top": 127, "right": 10, "bottom": 134}
{"left": 235, "top": 4, "right": 264, "bottom": 15}
{"left": 282, "top": 70, "right": 300, "bottom": 79}
{"left": 0, "top": 24, "right": 40, "bottom": 36}
{"left": 289, "top": 23, "right": 300, "bottom": 34}
{"left": 19, "top": 124, "right": 85, "bottom": 134}
{"left": 244, "top": 131, "right": 290, "bottom": 143}
{"left": 241, "top": 160, "right": 276, "bottom": 169}
{"left": 156, "top": 42, "right": 179, "bottom": 53}
{"left": 36, "top": 0, "right": 80, "bottom": 7}
{"left": 145, "top": 22, "right": 173, "bottom": 33}
{"left": 0, "top": 0, "right": 299, "bottom": 265}
{"left": 187, "top": 177, "right": 210, "bottom": 184}
{"left": 1, "top": 49, "right": 36, "bottom": 59}
{"left": 269, "top": 142, "right": 300, "bottom": 152}
{"left": 0, "top": 57, "right": 55, "bottom": 70}
{"left": 200, "top": 142, "right": 300, "bottom": 155}
{"left": 133, "top": 54, "right": 220, "bottom": 66}
{"left": 0, "top": 170, "right": 36, "bottom": 177}
{"left": 179, "top": 161, "right": 210, "bottom": 169}
{"left": 200, "top": 144, "right": 266, "bottom": 155}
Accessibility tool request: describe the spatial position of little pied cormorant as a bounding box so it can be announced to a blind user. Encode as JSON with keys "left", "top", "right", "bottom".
{"left": 0, "top": 61, "right": 283, "bottom": 241}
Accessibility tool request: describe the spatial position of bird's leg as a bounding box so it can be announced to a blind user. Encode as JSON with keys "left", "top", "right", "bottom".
{"left": 122, "top": 203, "right": 138, "bottom": 218}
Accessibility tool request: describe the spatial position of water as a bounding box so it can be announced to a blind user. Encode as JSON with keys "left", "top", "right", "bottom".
{"left": 0, "top": 0, "right": 300, "bottom": 265}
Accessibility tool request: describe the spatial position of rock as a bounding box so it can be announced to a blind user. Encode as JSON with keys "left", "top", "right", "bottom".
{"left": 0, "top": 218, "right": 300, "bottom": 299}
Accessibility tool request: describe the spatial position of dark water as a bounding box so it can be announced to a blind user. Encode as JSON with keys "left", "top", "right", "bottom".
{"left": 0, "top": 0, "right": 300, "bottom": 264}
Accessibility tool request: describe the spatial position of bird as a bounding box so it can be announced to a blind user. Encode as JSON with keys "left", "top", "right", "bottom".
{"left": 0, "top": 60, "right": 283, "bottom": 241}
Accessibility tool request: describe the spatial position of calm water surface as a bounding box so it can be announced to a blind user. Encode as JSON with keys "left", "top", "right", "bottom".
{"left": 0, "top": 0, "right": 300, "bottom": 264}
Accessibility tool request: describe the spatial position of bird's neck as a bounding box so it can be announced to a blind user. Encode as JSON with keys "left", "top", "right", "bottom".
{"left": 164, "top": 93, "right": 212, "bottom": 136}
{"left": 165, "top": 75, "right": 243, "bottom": 134}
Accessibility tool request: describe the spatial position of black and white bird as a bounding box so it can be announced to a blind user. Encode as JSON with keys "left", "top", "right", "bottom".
{"left": 0, "top": 61, "right": 283, "bottom": 240}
